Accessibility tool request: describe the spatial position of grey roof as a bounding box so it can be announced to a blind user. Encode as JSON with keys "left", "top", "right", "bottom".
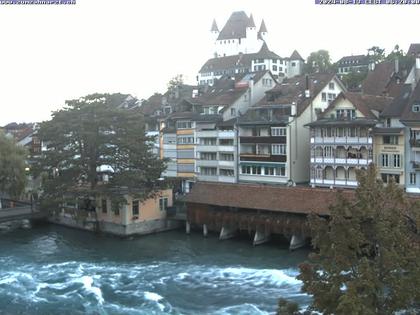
{"left": 290, "top": 50, "right": 304, "bottom": 61}
{"left": 380, "top": 84, "right": 412, "bottom": 118}
{"left": 400, "top": 81, "right": 420, "bottom": 123}
{"left": 217, "top": 11, "right": 253, "bottom": 40}
{"left": 407, "top": 43, "right": 420, "bottom": 57}
{"left": 373, "top": 127, "right": 404, "bottom": 135}
{"left": 337, "top": 55, "right": 369, "bottom": 66}
{"left": 210, "top": 19, "right": 219, "bottom": 32}
{"left": 258, "top": 19, "right": 267, "bottom": 33}
{"left": 199, "top": 43, "right": 281, "bottom": 74}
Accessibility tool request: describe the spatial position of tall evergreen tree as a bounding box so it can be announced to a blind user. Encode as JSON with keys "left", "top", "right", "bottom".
{"left": 34, "top": 93, "right": 166, "bottom": 210}
{"left": 299, "top": 166, "right": 420, "bottom": 315}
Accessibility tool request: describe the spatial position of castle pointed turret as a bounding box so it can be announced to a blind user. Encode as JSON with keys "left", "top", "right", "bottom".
{"left": 210, "top": 19, "right": 219, "bottom": 32}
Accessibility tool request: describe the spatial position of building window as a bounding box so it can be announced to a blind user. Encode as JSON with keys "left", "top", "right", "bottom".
{"left": 231, "top": 108, "right": 236, "bottom": 116}
{"left": 200, "top": 167, "right": 217, "bottom": 176}
{"left": 272, "top": 65, "right": 277, "bottom": 71}
{"left": 159, "top": 197, "right": 168, "bottom": 211}
{"left": 220, "top": 169, "right": 234, "bottom": 177}
{"left": 200, "top": 138, "right": 217, "bottom": 145}
{"left": 112, "top": 201, "right": 120, "bottom": 216}
{"left": 385, "top": 118, "right": 391, "bottom": 127}
{"left": 219, "top": 138, "right": 234, "bottom": 146}
{"left": 101, "top": 199, "right": 107, "bottom": 214}
{"left": 271, "top": 127, "right": 286, "bottom": 136}
{"left": 177, "top": 121, "right": 192, "bottom": 129}
{"left": 381, "top": 173, "right": 400, "bottom": 184}
{"left": 412, "top": 104, "right": 420, "bottom": 112}
{"left": 322, "top": 92, "right": 326, "bottom": 102}
{"left": 410, "top": 172, "right": 416, "bottom": 185}
{"left": 393, "top": 154, "right": 401, "bottom": 168}
{"left": 200, "top": 152, "right": 217, "bottom": 160}
{"left": 220, "top": 153, "right": 234, "bottom": 161}
{"left": 383, "top": 135, "right": 398, "bottom": 145}
{"left": 336, "top": 109, "right": 356, "bottom": 119}
{"left": 329, "top": 82, "right": 335, "bottom": 90}
{"left": 241, "top": 165, "right": 262, "bottom": 175}
{"left": 272, "top": 144, "right": 287, "bottom": 155}
{"left": 380, "top": 154, "right": 389, "bottom": 167}
{"left": 291, "top": 62, "right": 296, "bottom": 67}
{"left": 132, "top": 200, "right": 139, "bottom": 216}
{"left": 272, "top": 59, "right": 277, "bottom": 63}
{"left": 178, "top": 136, "right": 194, "bottom": 144}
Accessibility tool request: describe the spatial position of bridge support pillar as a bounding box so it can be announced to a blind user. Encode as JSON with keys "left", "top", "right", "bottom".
{"left": 289, "top": 234, "right": 307, "bottom": 251}
{"left": 185, "top": 221, "right": 191, "bottom": 234}
{"left": 203, "top": 224, "right": 208, "bottom": 237}
{"left": 253, "top": 227, "right": 271, "bottom": 246}
{"left": 219, "top": 225, "right": 237, "bottom": 240}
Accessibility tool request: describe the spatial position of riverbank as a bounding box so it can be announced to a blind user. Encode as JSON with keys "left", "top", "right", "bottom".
{"left": 0, "top": 224, "right": 311, "bottom": 314}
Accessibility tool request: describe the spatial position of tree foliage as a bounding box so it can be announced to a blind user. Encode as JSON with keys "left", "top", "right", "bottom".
{"left": 367, "top": 46, "right": 385, "bottom": 65}
{"left": 34, "top": 93, "right": 167, "bottom": 209}
{"left": 341, "top": 69, "right": 368, "bottom": 91}
{"left": 305, "top": 50, "right": 333, "bottom": 74}
{"left": 299, "top": 166, "right": 420, "bottom": 315}
{"left": 0, "top": 131, "right": 27, "bottom": 198}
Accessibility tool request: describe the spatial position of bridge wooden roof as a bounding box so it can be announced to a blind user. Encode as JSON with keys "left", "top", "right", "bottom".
{"left": 185, "top": 182, "right": 356, "bottom": 216}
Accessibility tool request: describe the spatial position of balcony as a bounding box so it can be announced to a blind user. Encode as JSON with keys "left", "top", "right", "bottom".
{"left": 310, "top": 178, "right": 358, "bottom": 187}
{"left": 240, "top": 154, "right": 286, "bottom": 162}
{"left": 240, "top": 136, "right": 286, "bottom": 144}
{"left": 311, "top": 157, "right": 372, "bottom": 165}
{"left": 196, "top": 145, "right": 218, "bottom": 152}
{"left": 410, "top": 139, "right": 420, "bottom": 147}
{"left": 412, "top": 161, "right": 420, "bottom": 170}
{"left": 196, "top": 160, "right": 219, "bottom": 167}
{"left": 311, "top": 136, "right": 372, "bottom": 145}
{"left": 218, "top": 130, "right": 235, "bottom": 138}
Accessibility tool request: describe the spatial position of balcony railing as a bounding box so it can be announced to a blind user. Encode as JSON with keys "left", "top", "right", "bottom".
{"left": 311, "top": 157, "right": 372, "bottom": 165}
{"left": 310, "top": 178, "right": 358, "bottom": 187}
{"left": 412, "top": 161, "right": 420, "bottom": 170}
{"left": 311, "top": 136, "right": 372, "bottom": 145}
{"left": 410, "top": 139, "right": 420, "bottom": 147}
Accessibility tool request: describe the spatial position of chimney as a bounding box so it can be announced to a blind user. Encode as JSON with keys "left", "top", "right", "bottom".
{"left": 394, "top": 58, "right": 399, "bottom": 74}
{"left": 369, "top": 62, "right": 375, "bottom": 71}
{"left": 416, "top": 53, "right": 420, "bottom": 70}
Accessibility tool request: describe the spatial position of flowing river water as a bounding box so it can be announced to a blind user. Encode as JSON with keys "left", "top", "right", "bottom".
{"left": 0, "top": 224, "right": 311, "bottom": 315}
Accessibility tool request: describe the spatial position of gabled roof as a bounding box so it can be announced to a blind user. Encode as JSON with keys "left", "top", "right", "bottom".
{"left": 400, "top": 81, "right": 420, "bottom": 123}
{"left": 210, "top": 19, "right": 219, "bottom": 32}
{"left": 290, "top": 50, "right": 304, "bottom": 61}
{"left": 407, "top": 43, "right": 420, "bottom": 57}
{"left": 258, "top": 19, "right": 267, "bottom": 33}
{"left": 256, "top": 73, "right": 344, "bottom": 116}
{"left": 320, "top": 92, "right": 393, "bottom": 120}
{"left": 217, "top": 11, "right": 253, "bottom": 41}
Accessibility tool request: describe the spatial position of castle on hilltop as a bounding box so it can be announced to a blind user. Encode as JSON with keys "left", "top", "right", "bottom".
{"left": 198, "top": 11, "right": 304, "bottom": 85}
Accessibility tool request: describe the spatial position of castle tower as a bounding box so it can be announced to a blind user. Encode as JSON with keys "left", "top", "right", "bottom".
{"left": 258, "top": 19, "right": 268, "bottom": 42}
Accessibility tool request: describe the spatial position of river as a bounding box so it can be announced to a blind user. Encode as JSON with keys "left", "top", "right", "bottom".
{"left": 0, "top": 224, "right": 311, "bottom": 315}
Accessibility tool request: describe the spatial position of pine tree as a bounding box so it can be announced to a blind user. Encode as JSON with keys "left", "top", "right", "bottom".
{"left": 299, "top": 165, "right": 420, "bottom": 315}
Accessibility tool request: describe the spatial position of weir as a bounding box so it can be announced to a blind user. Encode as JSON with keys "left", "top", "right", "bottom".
{"left": 253, "top": 227, "right": 271, "bottom": 246}
{"left": 289, "top": 234, "right": 307, "bottom": 251}
{"left": 219, "top": 225, "right": 237, "bottom": 240}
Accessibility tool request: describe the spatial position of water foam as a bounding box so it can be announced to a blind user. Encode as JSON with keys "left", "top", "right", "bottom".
{"left": 79, "top": 275, "right": 104, "bottom": 304}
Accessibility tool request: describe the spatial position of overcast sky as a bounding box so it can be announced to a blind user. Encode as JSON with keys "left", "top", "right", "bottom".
{"left": 1, "top": 0, "right": 419, "bottom": 126}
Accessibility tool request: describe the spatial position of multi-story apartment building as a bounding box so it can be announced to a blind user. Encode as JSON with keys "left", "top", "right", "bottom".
{"left": 195, "top": 118, "right": 237, "bottom": 183}
{"left": 237, "top": 73, "right": 346, "bottom": 185}
{"left": 308, "top": 92, "right": 393, "bottom": 188}
{"left": 337, "top": 55, "right": 369, "bottom": 76}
